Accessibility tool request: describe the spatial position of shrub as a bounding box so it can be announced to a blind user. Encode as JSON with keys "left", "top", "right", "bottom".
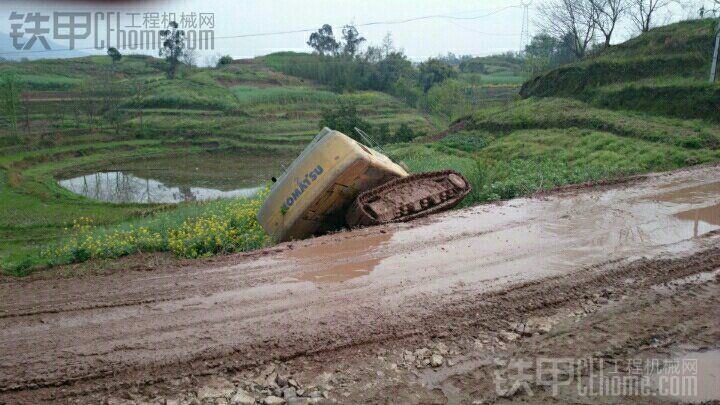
{"left": 439, "top": 131, "right": 488, "bottom": 152}
{"left": 394, "top": 123, "right": 415, "bottom": 142}
{"left": 217, "top": 55, "right": 234, "bottom": 67}
{"left": 319, "top": 101, "right": 372, "bottom": 141}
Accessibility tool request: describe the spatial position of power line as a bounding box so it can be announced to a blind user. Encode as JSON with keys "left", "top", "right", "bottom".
{"left": 0, "top": 5, "right": 522, "bottom": 56}
{"left": 445, "top": 20, "right": 521, "bottom": 37}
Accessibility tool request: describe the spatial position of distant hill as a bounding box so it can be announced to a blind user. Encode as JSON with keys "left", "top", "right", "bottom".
{"left": 520, "top": 19, "right": 720, "bottom": 120}
{"left": 0, "top": 31, "right": 87, "bottom": 61}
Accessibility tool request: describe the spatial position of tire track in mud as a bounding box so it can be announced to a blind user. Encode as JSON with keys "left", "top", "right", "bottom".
{"left": 0, "top": 297, "right": 178, "bottom": 319}
{"left": 2, "top": 165, "right": 720, "bottom": 402}
{"left": 0, "top": 260, "right": 287, "bottom": 318}
{"left": 4, "top": 242, "right": 719, "bottom": 401}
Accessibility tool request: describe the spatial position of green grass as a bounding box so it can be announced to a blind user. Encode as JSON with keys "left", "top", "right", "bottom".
{"left": 520, "top": 19, "right": 719, "bottom": 120}
{"left": 464, "top": 98, "right": 720, "bottom": 149}
{"left": 135, "top": 75, "right": 240, "bottom": 110}
{"left": 459, "top": 73, "right": 527, "bottom": 85}
{"left": 12, "top": 74, "right": 82, "bottom": 91}
{"left": 390, "top": 124, "right": 719, "bottom": 206}
{"left": 231, "top": 86, "right": 338, "bottom": 106}
{"left": 0, "top": 136, "right": 296, "bottom": 272}
{"left": 586, "top": 80, "right": 720, "bottom": 120}
{"left": 4, "top": 190, "right": 269, "bottom": 276}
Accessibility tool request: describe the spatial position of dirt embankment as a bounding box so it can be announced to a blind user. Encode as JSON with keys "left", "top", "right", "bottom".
{"left": 1, "top": 165, "right": 720, "bottom": 404}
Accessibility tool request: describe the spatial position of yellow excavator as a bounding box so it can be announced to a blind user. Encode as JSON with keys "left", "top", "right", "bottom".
{"left": 257, "top": 127, "right": 470, "bottom": 242}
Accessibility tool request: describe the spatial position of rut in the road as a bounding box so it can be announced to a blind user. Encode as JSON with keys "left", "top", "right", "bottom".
{"left": 4, "top": 243, "right": 720, "bottom": 402}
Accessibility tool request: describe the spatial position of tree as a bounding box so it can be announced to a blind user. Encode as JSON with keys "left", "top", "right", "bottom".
{"left": 182, "top": 47, "right": 198, "bottom": 67}
{"left": 394, "top": 123, "right": 415, "bottom": 143}
{"left": 374, "top": 51, "right": 413, "bottom": 91}
{"left": 459, "top": 58, "right": 487, "bottom": 73}
{"left": 629, "top": 0, "right": 673, "bottom": 33}
{"left": 130, "top": 81, "right": 147, "bottom": 136}
{"left": 216, "top": 55, "right": 233, "bottom": 67}
{"left": 204, "top": 53, "right": 220, "bottom": 67}
{"left": 78, "top": 80, "right": 100, "bottom": 132}
{"left": 319, "top": 101, "right": 371, "bottom": 142}
{"left": 107, "top": 47, "right": 122, "bottom": 64}
{"left": 159, "top": 21, "right": 185, "bottom": 79}
{"left": 99, "top": 70, "right": 123, "bottom": 135}
{"left": 525, "top": 33, "right": 560, "bottom": 73}
{"left": 537, "top": 0, "right": 597, "bottom": 58}
{"left": 381, "top": 32, "right": 394, "bottom": 57}
{"left": 376, "top": 123, "right": 391, "bottom": 144}
{"left": 363, "top": 46, "right": 384, "bottom": 63}
{"left": 418, "top": 58, "right": 457, "bottom": 93}
{"left": 307, "top": 24, "right": 340, "bottom": 55}
{"left": 588, "top": 0, "right": 628, "bottom": 47}
{"left": 341, "top": 25, "right": 366, "bottom": 57}
{"left": 557, "top": 32, "right": 581, "bottom": 64}
{"left": 0, "top": 74, "right": 21, "bottom": 136}
{"left": 524, "top": 32, "right": 579, "bottom": 72}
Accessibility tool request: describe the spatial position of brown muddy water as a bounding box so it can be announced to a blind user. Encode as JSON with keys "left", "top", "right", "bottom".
{"left": 57, "top": 151, "right": 293, "bottom": 203}
{"left": 283, "top": 171, "right": 720, "bottom": 286}
{"left": 648, "top": 349, "right": 720, "bottom": 402}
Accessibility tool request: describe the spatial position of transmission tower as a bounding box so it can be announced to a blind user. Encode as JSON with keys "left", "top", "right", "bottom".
{"left": 519, "top": 1, "right": 532, "bottom": 54}
{"left": 711, "top": 13, "right": 720, "bottom": 82}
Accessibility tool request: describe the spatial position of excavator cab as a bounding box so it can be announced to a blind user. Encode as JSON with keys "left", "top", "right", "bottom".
{"left": 257, "top": 128, "right": 408, "bottom": 242}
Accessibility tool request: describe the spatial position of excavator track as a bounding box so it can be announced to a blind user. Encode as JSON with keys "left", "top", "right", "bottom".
{"left": 346, "top": 170, "right": 471, "bottom": 227}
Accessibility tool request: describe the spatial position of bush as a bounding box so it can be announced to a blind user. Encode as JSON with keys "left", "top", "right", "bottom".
{"left": 439, "top": 131, "right": 488, "bottom": 152}
{"left": 390, "top": 76, "right": 422, "bottom": 107}
{"left": 394, "top": 123, "right": 415, "bottom": 142}
{"left": 217, "top": 55, "right": 234, "bottom": 67}
{"left": 261, "top": 51, "right": 413, "bottom": 93}
{"left": 319, "top": 101, "right": 372, "bottom": 141}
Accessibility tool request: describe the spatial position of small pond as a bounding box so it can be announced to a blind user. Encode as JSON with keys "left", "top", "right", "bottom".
{"left": 58, "top": 150, "right": 293, "bottom": 204}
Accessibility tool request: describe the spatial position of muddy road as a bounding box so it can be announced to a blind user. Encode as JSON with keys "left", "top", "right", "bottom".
{"left": 1, "top": 165, "right": 720, "bottom": 404}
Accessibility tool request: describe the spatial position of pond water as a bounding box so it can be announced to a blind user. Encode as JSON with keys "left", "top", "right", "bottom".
{"left": 57, "top": 150, "right": 293, "bottom": 204}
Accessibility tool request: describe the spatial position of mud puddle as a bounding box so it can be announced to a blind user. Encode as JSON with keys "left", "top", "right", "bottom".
{"left": 648, "top": 349, "right": 720, "bottom": 402}
{"left": 282, "top": 170, "right": 720, "bottom": 288}
{"left": 290, "top": 232, "right": 393, "bottom": 282}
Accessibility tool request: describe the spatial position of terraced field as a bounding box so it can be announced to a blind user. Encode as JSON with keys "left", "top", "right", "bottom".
{"left": 0, "top": 56, "right": 437, "bottom": 273}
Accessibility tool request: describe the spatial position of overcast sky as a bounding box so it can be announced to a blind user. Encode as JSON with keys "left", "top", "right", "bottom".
{"left": 0, "top": 0, "right": 714, "bottom": 63}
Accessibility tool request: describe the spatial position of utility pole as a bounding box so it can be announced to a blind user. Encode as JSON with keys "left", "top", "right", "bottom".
{"left": 711, "top": 19, "right": 720, "bottom": 83}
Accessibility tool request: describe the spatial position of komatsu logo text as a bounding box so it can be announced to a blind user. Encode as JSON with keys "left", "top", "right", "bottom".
{"left": 281, "top": 165, "right": 324, "bottom": 213}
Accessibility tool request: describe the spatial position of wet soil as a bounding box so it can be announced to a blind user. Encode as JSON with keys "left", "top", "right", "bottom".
{"left": 348, "top": 170, "right": 470, "bottom": 226}
{"left": 1, "top": 165, "right": 720, "bottom": 403}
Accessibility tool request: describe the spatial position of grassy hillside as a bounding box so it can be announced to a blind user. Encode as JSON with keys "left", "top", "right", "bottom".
{"left": 393, "top": 97, "right": 720, "bottom": 205}
{"left": 520, "top": 19, "right": 720, "bottom": 120}
{"left": 0, "top": 55, "right": 437, "bottom": 274}
{"left": 409, "top": 20, "right": 720, "bottom": 207}
{"left": 459, "top": 54, "right": 527, "bottom": 85}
